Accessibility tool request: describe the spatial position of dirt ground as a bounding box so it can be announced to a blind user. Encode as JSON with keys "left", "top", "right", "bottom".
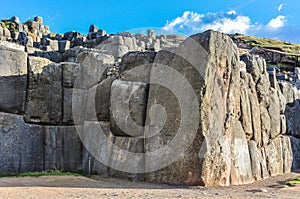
{"left": 0, "top": 172, "right": 299, "bottom": 199}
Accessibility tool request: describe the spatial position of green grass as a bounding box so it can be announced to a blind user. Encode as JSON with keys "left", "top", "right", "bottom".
{"left": 229, "top": 34, "right": 300, "bottom": 54}
{"left": 0, "top": 170, "right": 86, "bottom": 178}
{"left": 0, "top": 20, "right": 13, "bottom": 29}
{"left": 0, "top": 20, "right": 18, "bottom": 32}
{"left": 287, "top": 177, "right": 300, "bottom": 187}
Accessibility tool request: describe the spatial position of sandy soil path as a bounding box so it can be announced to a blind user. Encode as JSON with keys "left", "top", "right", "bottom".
{"left": 0, "top": 172, "right": 299, "bottom": 199}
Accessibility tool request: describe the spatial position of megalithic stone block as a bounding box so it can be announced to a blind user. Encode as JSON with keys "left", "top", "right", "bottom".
{"left": 0, "top": 112, "right": 44, "bottom": 173}
{"left": 110, "top": 80, "right": 148, "bottom": 137}
{"left": 25, "top": 56, "right": 62, "bottom": 124}
{"left": 0, "top": 44, "right": 27, "bottom": 114}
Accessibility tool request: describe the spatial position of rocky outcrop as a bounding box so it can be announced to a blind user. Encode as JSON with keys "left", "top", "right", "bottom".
{"left": 0, "top": 26, "right": 299, "bottom": 187}
{"left": 142, "top": 30, "right": 298, "bottom": 186}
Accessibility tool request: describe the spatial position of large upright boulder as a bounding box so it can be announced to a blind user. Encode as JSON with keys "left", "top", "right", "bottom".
{"left": 24, "top": 57, "right": 63, "bottom": 124}
{"left": 76, "top": 51, "right": 114, "bottom": 89}
{"left": 145, "top": 30, "right": 244, "bottom": 186}
{"left": 0, "top": 44, "right": 27, "bottom": 114}
{"left": 120, "top": 51, "right": 156, "bottom": 83}
{"left": 268, "top": 88, "right": 281, "bottom": 138}
{"left": 110, "top": 80, "right": 148, "bottom": 137}
{"left": 44, "top": 126, "right": 83, "bottom": 171}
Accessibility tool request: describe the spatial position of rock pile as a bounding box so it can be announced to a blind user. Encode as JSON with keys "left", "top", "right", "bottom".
{"left": 0, "top": 16, "right": 50, "bottom": 48}
{"left": 1, "top": 16, "right": 185, "bottom": 63}
{"left": 0, "top": 17, "right": 299, "bottom": 187}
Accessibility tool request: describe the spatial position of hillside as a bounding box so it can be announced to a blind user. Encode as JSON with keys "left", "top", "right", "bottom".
{"left": 229, "top": 33, "right": 300, "bottom": 55}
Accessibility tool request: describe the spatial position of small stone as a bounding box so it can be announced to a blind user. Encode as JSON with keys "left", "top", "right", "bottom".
{"left": 34, "top": 16, "right": 43, "bottom": 25}
{"left": 246, "top": 188, "right": 268, "bottom": 193}
{"left": 89, "top": 24, "right": 98, "bottom": 33}
{"left": 260, "top": 188, "right": 268, "bottom": 193}
{"left": 111, "top": 193, "right": 118, "bottom": 197}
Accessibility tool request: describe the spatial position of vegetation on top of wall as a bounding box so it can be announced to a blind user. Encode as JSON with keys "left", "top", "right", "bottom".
{"left": 0, "top": 20, "right": 18, "bottom": 32}
{"left": 49, "top": 33, "right": 57, "bottom": 40}
{"left": 0, "top": 20, "right": 13, "bottom": 29}
{"left": 229, "top": 33, "right": 300, "bottom": 55}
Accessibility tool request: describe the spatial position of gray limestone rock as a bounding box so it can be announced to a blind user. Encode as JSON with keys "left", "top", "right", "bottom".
{"left": 240, "top": 72, "right": 253, "bottom": 140}
{"left": 108, "top": 135, "right": 145, "bottom": 181}
{"left": 120, "top": 51, "right": 156, "bottom": 83}
{"left": 280, "top": 114, "right": 287, "bottom": 135}
{"left": 25, "top": 57, "right": 62, "bottom": 124}
{"left": 230, "top": 120, "right": 254, "bottom": 185}
{"left": 260, "top": 105, "right": 271, "bottom": 146}
{"left": 89, "top": 24, "right": 98, "bottom": 33}
{"left": 76, "top": 51, "right": 114, "bottom": 89}
{"left": 279, "top": 81, "right": 295, "bottom": 104}
{"left": 0, "top": 27, "right": 3, "bottom": 37}
{"left": 34, "top": 16, "right": 43, "bottom": 25}
{"left": 0, "top": 44, "right": 27, "bottom": 114}
{"left": 145, "top": 30, "right": 237, "bottom": 186}
{"left": 256, "top": 73, "right": 270, "bottom": 107}
{"left": 11, "top": 16, "right": 20, "bottom": 23}
{"left": 268, "top": 88, "right": 281, "bottom": 138}
{"left": 3, "top": 28, "right": 11, "bottom": 37}
{"left": 240, "top": 54, "right": 261, "bottom": 83}
{"left": 58, "top": 40, "right": 70, "bottom": 53}
{"left": 285, "top": 100, "right": 300, "bottom": 138}
{"left": 265, "top": 137, "right": 284, "bottom": 176}
{"left": 44, "top": 126, "right": 83, "bottom": 171}
{"left": 147, "top": 29, "right": 156, "bottom": 40}
{"left": 290, "top": 136, "right": 300, "bottom": 171}
{"left": 11, "top": 32, "right": 19, "bottom": 41}
{"left": 95, "top": 78, "right": 116, "bottom": 121}
{"left": 248, "top": 140, "right": 269, "bottom": 181}
{"left": 111, "top": 36, "right": 124, "bottom": 45}
{"left": 26, "top": 36, "right": 34, "bottom": 47}
{"left": 61, "top": 62, "right": 81, "bottom": 88}
{"left": 281, "top": 136, "right": 292, "bottom": 173}
{"left": 123, "top": 37, "right": 135, "bottom": 50}
{"left": 248, "top": 74, "right": 262, "bottom": 146}
{"left": 295, "top": 67, "right": 300, "bottom": 81}
{"left": 0, "top": 112, "right": 44, "bottom": 173}
{"left": 110, "top": 80, "right": 148, "bottom": 137}
{"left": 34, "top": 51, "right": 63, "bottom": 63}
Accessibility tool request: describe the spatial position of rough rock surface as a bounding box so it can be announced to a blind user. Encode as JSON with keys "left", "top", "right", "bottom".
{"left": 0, "top": 44, "right": 27, "bottom": 114}
{"left": 76, "top": 51, "right": 114, "bottom": 89}
{"left": 44, "top": 126, "right": 83, "bottom": 171}
{"left": 110, "top": 80, "right": 148, "bottom": 137}
{"left": 0, "top": 112, "right": 43, "bottom": 173}
{"left": 0, "top": 27, "right": 299, "bottom": 188}
{"left": 24, "top": 56, "right": 62, "bottom": 124}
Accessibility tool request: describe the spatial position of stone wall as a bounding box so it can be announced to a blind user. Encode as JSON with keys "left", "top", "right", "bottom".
{"left": 0, "top": 30, "right": 299, "bottom": 186}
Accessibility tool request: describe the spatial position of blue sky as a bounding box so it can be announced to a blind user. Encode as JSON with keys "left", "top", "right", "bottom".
{"left": 1, "top": 0, "right": 300, "bottom": 43}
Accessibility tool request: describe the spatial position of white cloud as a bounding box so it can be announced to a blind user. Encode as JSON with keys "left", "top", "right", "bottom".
{"left": 162, "top": 11, "right": 289, "bottom": 37}
{"left": 162, "top": 11, "right": 253, "bottom": 35}
{"left": 278, "top": 4, "right": 284, "bottom": 11}
{"left": 267, "top": 15, "right": 286, "bottom": 29}
{"left": 162, "top": 10, "right": 300, "bottom": 43}
{"left": 163, "top": 11, "right": 204, "bottom": 32}
{"left": 201, "top": 16, "right": 251, "bottom": 34}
